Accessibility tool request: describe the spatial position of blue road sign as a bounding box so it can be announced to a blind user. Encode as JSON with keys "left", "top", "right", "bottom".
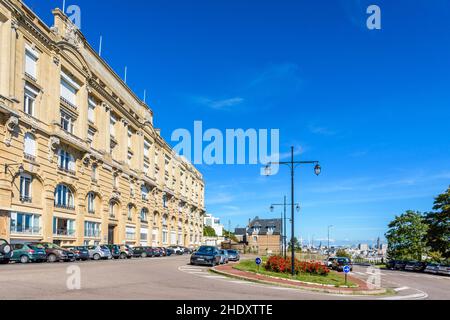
{"left": 255, "top": 257, "right": 262, "bottom": 265}
{"left": 343, "top": 265, "right": 351, "bottom": 274}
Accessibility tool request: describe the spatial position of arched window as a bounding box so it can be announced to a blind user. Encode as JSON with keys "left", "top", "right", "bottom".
{"left": 54, "top": 184, "right": 74, "bottom": 209}
{"left": 87, "top": 192, "right": 95, "bottom": 214}
{"left": 24, "top": 133, "right": 36, "bottom": 158}
{"left": 140, "top": 208, "right": 148, "bottom": 222}
{"left": 162, "top": 194, "right": 167, "bottom": 208}
{"left": 109, "top": 201, "right": 118, "bottom": 218}
{"left": 141, "top": 185, "right": 149, "bottom": 200}
{"left": 127, "top": 204, "right": 134, "bottom": 220}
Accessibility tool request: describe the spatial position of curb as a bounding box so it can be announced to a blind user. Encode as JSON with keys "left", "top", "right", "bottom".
{"left": 211, "top": 267, "right": 388, "bottom": 296}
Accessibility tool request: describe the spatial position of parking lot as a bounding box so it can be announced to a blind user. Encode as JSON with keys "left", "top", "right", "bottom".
{"left": 0, "top": 254, "right": 448, "bottom": 300}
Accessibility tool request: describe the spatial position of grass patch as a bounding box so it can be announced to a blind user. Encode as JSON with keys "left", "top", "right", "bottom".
{"left": 234, "top": 259, "right": 357, "bottom": 287}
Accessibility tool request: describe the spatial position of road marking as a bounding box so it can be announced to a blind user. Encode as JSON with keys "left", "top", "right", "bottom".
{"left": 394, "top": 286, "right": 409, "bottom": 292}
{"left": 381, "top": 293, "right": 427, "bottom": 300}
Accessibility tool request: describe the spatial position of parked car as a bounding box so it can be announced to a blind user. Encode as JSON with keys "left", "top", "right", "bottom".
{"left": 82, "top": 245, "right": 112, "bottom": 260}
{"left": 326, "top": 257, "right": 337, "bottom": 268}
{"left": 227, "top": 250, "right": 240, "bottom": 262}
{"left": 394, "top": 260, "right": 408, "bottom": 270}
{"left": 132, "top": 246, "right": 156, "bottom": 258}
{"left": 63, "top": 246, "right": 90, "bottom": 261}
{"left": 11, "top": 243, "right": 47, "bottom": 263}
{"left": 180, "top": 246, "right": 193, "bottom": 254}
{"left": 218, "top": 249, "right": 229, "bottom": 264}
{"left": 104, "top": 244, "right": 133, "bottom": 259}
{"left": 404, "top": 261, "right": 427, "bottom": 272}
{"left": 424, "top": 263, "right": 440, "bottom": 274}
{"left": 332, "top": 257, "right": 353, "bottom": 272}
{"left": 0, "top": 239, "right": 13, "bottom": 264}
{"left": 405, "top": 261, "right": 418, "bottom": 271}
{"left": 386, "top": 259, "right": 397, "bottom": 270}
{"left": 168, "top": 246, "right": 184, "bottom": 255}
{"left": 104, "top": 244, "right": 121, "bottom": 259}
{"left": 30, "top": 242, "right": 75, "bottom": 263}
{"left": 437, "top": 264, "right": 450, "bottom": 276}
{"left": 165, "top": 248, "right": 174, "bottom": 256}
{"left": 158, "top": 247, "right": 167, "bottom": 256}
{"left": 190, "top": 246, "right": 221, "bottom": 267}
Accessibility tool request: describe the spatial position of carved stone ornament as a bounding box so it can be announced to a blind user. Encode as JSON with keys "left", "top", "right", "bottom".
{"left": 64, "top": 23, "right": 81, "bottom": 48}
{"left": 111, "top": 191, "right": 121, "bottom": 201}
{"left": 82, "top": 153, "right": 91, "bottom": 166}
{"left": 4, "top": 116, "right": 19, "bottom": 147}
{"left": 48, "top": 136, "right": 60, "bottom": 163}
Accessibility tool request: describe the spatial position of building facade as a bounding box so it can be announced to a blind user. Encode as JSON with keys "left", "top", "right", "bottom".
{"left": 204, "top": 213, "right": 224, "bottom": 237}
{"left": 0, "top": 0, "right": 205, "bottom": 247}
{"left": 235, "top": 217, "right": 282, "bottom": 255}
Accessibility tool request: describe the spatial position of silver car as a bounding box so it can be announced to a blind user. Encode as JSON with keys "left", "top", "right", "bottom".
{"left": 437, "top": 264, "right": 450, "bottom": 276}
{"left": 218, "top": 250, "right": 229, "bottom": 264}
{"left": 84, "top": 245, "right": 112, "bottom": 260}
{"left": 424, "top": 263, "right": 439, "bottom": 274}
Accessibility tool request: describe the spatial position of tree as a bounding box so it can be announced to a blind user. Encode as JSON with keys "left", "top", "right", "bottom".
{"left": 425, "top": 186, "right": 450, "bottom": 260}
{"left": 385, "top": 210, "right": 429, "bottom": 261}
{"left": 336, "top": 249, "right": 351, "bottom": 259}
{"left": 203, "top": 226, "right": 217, "bottom": 237}
{"left": 223, "top": 229, "right": 239, "bottom": 242}
{"left": 288, "top": 237, "right": 300, "bottom": 249}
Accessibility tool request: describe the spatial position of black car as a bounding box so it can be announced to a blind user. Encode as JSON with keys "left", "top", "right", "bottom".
{"left": 133, "top": 246, "right": 156, "bottom": 258}
{"left": 332, "top": 257, "right": 353, "bottom": 272}
{"left": 165, "top": 248, "right": 174, "bottom": 256}
{"left": 0, "top": 239, "right": 13, "bottom": 264}
{"left": 190, "top": 246, "right": 221, "bottom": 266}
{"left": 394, "top": 260, "right": 408, "bottom": 270}
{"left": 386, "top": 259, "right": 397, "bottom": 270}
{"left": 63, "top": 246, "right": 90, "bottom": 261}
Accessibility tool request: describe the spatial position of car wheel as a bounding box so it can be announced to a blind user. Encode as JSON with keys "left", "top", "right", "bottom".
{"left": 120, "top": 253, "right": 127, "bottom": 259}
{"left": 93, "top": 253, "right": 101, "bottom": 261}
{"left": 141, "top": 252, "right": 147, "bottom": 258}
{"left": 47, "top": 254, "right": 57, "bottom": 263}
{"left": 20, "top": 255, "right": 30, "bottom": 264}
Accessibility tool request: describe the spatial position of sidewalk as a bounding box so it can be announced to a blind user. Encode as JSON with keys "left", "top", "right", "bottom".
{"left": 212, "top": 264, "right": 387, "bottom": 296}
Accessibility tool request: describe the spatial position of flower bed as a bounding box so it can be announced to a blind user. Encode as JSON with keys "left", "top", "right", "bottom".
{"left": 265, "top": 256, "right": 330, "bottom": 276}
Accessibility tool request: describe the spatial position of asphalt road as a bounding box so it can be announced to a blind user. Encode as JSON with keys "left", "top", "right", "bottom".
{"left": 0, "top": 256, "right": 448, "bottom": 300}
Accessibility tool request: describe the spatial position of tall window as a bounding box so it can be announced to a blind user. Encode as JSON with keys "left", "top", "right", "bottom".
{"left": 87, "top": 128, "right": 95, "bottom": 148}
{"left": 140, "top": 208, "right": 148, "bottom": 222}
{"left": 60, "top": 71, "right": 79, "bottom": 107}
{"left": 54, "top": 184, "right": 74, "bottom": 209}
{"left": 141, "top": 185, "right": 149, "bottom": 201}
{"left": 163, "top": 194, "right": 167, "bottom": 208}
{"left": 87, "top": 192, "right": 95, "bottom": 214}
{"left": 127, "top": 129, "right": 132, "bottom": 148}
{"left": 58, "top": 149, "right": 75, "bottom": 173}
{"left": 24, "top": 84, "right": 38, "bottom": 116}
{"left": 60, "top": 111, "right": 74, "bottom": 133}
{"left": 88, "top": 97, "right": 96, "bottom": 123}
{"left": 91, "top": 164, "right": 97, "bottom": 181}
{"left": 19, "top": 174, "right": 32, "bottom": 203}
{"left": 24, "top": 133, "right": 36, "bottom": 159}
{"left": 109, "top": 201, "right": 116, "bottom": 218}
{"left": 25, "top": 45, "right": 38, "bottom": 80}
{"left": 127, "top": 204, "right": 133, "bottom": 220}
{"left": 144, "top": 140, "right": 151, "bottom": 158}
{"left": 110, "top": 115, "right": 117, "bottom": 137}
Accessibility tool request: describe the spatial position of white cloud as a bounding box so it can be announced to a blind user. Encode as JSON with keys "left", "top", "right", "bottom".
{"left": 195, "top": 96, "right": 244, "bottom": 110}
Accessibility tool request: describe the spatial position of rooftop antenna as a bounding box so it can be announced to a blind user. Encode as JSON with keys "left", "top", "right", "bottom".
{"left": 143, "top": 89, "right": 147, "bottom": 103}
{"left": 62, "top": 0, "right": 66, "bottom": 13}
{"left": 124, "top": 66, "right": 128, "bottom": 84}
{"left": 98, "top": 36, "right": 103, "bottom": 57}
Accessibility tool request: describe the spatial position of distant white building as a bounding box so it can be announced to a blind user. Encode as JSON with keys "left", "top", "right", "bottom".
{"left": 358, "top": 243, "right": 369, "bottom": 251}
{"left": 204, "top": 213, "right": 224, "bottom": 237}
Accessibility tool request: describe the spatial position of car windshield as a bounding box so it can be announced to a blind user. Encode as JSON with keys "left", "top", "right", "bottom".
{"left": 100, "top": 245, "right": 109, "bottom": 250}
{"left": 197, "top": 246, "right": 215, "bottom": 254}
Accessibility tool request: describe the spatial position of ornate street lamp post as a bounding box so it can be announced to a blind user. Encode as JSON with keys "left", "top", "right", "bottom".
{"left": 265, "top": 146, "right": 321, "bottom": 276}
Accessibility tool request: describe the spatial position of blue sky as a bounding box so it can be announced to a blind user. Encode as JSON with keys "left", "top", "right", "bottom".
{"left": 27, "top": 0, "right": 450, "bottom": 245}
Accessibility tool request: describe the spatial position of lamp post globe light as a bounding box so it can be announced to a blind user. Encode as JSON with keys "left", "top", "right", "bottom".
{"left": 264, "top": 146, "right": 321, "bottom": 276}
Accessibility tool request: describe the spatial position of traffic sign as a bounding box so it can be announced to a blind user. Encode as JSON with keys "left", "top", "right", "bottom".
{"left": 255, "top": 257, "right": 262, "bottom": 265}
{"left": 343, "top": 265, "right": 351, "bottom": 274}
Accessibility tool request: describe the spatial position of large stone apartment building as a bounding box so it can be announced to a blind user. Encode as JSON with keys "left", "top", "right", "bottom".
{"left": 0, "top": 0, "right": 205, "bottom": 247}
